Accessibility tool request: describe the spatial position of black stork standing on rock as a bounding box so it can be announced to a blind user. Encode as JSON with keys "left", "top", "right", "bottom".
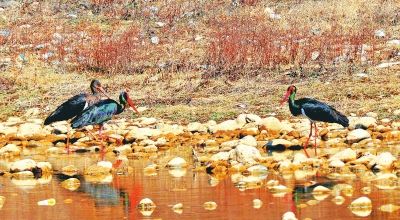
{"left": 44, "top": 79, "right": 111, "bottom": 153}
{"left": 279, "top": 85, "right": 349, "bottom": 158}
{"left": 70, "top": 92, "right": 140, "bottom": 160}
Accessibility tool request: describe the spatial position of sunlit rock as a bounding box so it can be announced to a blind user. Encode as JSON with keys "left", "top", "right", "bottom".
{"left": 61, "top": 178, "right": 80, "bottom": 191}
{"left": 228, "top": 144, "right": 266, "bottom": 165}
{"left": 347, "top": 129, "right": 371, "bottom": 144}
{"left": 252, "top": 199, "right": 263, "bottom": 209}
{"left": 204, "top": 201, "right": 217, "bottom": 210}
{"left": 246, "top": 164, "right": 268, "bottom": 175}
{"left": 10, "top": 159, "right": 36, "bottom": 173}
{"left": 331, "top": 196, "right": 345, "bottom": 205}
{"left": 281, "top": 211, "right": 298, "bottom": 220}
{"left": 236, "top": 114, "right": 262, "bottom": 125}
{"left": 210, "top": 152, "right": 230, "bottom": 162}
{"left": 266, "top": 180, "right": 279, "bottom": 188}
{"left": 186, "top": 122, "right": 207, "bottom": 132}
{"left": 265, "top": 139, "right": 294, "bottom": 149}
{"left": 220, "top": 140, "right": 240, "bottom": 149}
{"left": 37, "top": 198, "right": 56, "bottom": 206}
{"left": 239, "top": 135, "right": 257, "bottom": 147}
{"left": 0, "top": 196, "right": 5, "bottom": 208}
{"left": 166, "top": 157, "right": 187, "bottom": 168}
{"left": 269, "top": 185, "right": 290, "bottom": 197}
{"left": 350, "top": 117, "right": 377, "bottom": 128}
{"left": 348, "top": 196, "right": 372, "bottom": 217}
{"left": 0, "top": 144, "right": 21, "bottom": 156}
{"left": 125, "top": 127, "right": 161, "bottom": 141}
{"left": 260, "top": 117, "right": 282, "bottom": 135}
{"left": 329, "top": 159, "right": 345, "bottom": 167}
{"left": 140, "top": 117, "right": 157, "bottom": 126}
{"left": 378, "top": 204, "right": 400, "bottom": 212}
{"left": 97, "top": 161, "right": 113, "bottom": 169}
{"left": 328, "top": 148, "right": 357, "bottom": 162}
{"left": 172, "top": 203, "right": 183, "bottom": 214}
{"left": 138, "top": 198, "right": 156, "bottom": 215}
{"left": 208, "top": 120, "right": 240, "bottom": 133}
{"left": 367, "top": 152, "right": 395, "bottom": 171}
{"left": 17, "top": 123, "right": 48, "bottom": 138}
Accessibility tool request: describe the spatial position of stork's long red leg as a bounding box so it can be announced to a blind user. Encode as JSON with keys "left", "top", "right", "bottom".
{"left": 314, "top": 122, "right": 318, "bottom": 156}
{"left": 304, "top": 121, "right": 313, "bottom": 158}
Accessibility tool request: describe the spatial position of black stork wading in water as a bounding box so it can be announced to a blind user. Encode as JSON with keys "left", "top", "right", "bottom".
{"left": 44, "top": 79, "right": 111, "bottom": 153}
{"left": 279, "top": 85, "right": 349, "bottom": 158}
{"left": 70, "top": 92, "right": 140, "bottom": 161}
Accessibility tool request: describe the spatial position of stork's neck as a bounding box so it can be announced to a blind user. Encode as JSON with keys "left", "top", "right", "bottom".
{"left": 289, "top": 93, "right": 300, "bottom": 108}
{"left": 117, "top": 103, "right": 125, "bottom": 114}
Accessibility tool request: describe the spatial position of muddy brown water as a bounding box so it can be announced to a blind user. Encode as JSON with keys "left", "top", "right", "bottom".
{"left": 1, "top": 147, "right": 399, "bottom": 220}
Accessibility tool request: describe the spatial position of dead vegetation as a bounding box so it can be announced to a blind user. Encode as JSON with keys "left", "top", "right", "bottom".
{"left": 0, "top": 0, "right": 400, "bottom": 123}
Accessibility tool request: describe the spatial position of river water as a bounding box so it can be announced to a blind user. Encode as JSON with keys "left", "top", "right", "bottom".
{"left": 0, "top": 147, "right": 399, "bottom": 220}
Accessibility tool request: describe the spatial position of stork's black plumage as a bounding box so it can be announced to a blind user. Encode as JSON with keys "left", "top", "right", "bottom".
{"left": 71, "top": 92, "right": 140, "bottom": 160}
{"left": 280, "top": 85, "right": 349, "bottom": 157}
{"left": 44, "top": 79, "right": 110, "bottom": 125}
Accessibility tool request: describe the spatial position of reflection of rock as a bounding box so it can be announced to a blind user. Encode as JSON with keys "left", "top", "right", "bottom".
{"left": 83, "top": 164, "right": 112, "bottom": 183}
{"left": 172, "top": 203, "right": 183, "bottom": 214}
{"left": 348, "top": 196, "right": 372, "bottom": 217}
{"left": 371, "top": 173, "right": 398, "bottom": 189}
{"left": 204, "top": 201, "right": 217, "bottom": 210}
{"left": 138, "top": 198, "right": 156, "bottom": 216}
{"left": 331, "top": 196, "right": 345, "bottom": 205}
{"left": 11, "top": 177, "right": 36, "bottom": 191}
{"left": 62, "top": 165, "right": 79, "bottom": 176}
{"left": 252, "top": 199, "right": 263, "bottom": 209}
{"left": 61, "top": 178, "right": 80, "bottom": 191}
{"left": 0, "top": 196, "right": 5, "bottom": 208}
{"left": 281, "top": 211, "right": 298, "bottom": 220}
{"left": 168, "top": 168, "right": 187, "bottom": 178}
{"left": 378, "top": 204, "right": 400, "bottom": 212}
{"left": 312, "top": 186, "right": 331, "bottom": 201}
{"left": 231, "top": 173, "right": 263, "bottom": 190}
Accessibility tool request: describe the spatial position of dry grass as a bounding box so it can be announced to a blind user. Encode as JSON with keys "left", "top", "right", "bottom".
{"left": 0, "top": 0, "right": 400, "bottom": 123}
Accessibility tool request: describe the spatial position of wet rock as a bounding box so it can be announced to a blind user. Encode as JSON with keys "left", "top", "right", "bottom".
{"left": 84, "top": 164, "right": 111, "bottom": 176}
{"left": 10, "top": 159, "right": 36, "bottom": 173}
{"left": 138, "top": 198, "right": 156, "bottom": 210}
{"left": 36, "top": 162, "right": 52, "bottom": 173}
{"left": 210, "top": 152, "right": 230, "bottom": 162}
{"left": 347, "top": 129, "right": 371, "bottom": 144}
{"left": 168, "top": 168, "right": 187, "bottom": 178}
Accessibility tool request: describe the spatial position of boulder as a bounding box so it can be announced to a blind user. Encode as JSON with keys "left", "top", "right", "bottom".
{"left": 10, "top": 159, "right": 37, "bottom": 173}
{"left": 347, "top": 129, "right": 371, "bottom": 144}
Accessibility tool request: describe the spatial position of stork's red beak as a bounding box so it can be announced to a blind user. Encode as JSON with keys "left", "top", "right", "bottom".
{"left": 279, "top": 90, "right": 291, "bottom": 106}
{"left": 126, "top": 97, "right": 140, "bottom": 115}
{"left": 98, "top": 87, "right": 111, "bottom": 99}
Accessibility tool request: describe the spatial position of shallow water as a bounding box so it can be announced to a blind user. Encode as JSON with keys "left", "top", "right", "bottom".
{"left": 1, "top": 147, "right": 400, "bottom": 220}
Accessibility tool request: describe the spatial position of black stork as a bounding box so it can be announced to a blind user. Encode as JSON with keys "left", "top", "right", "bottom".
{"left": 70, "top": 92, "right": 140, "bottom": 160}
{"left": 279, "top": 85, "right": 349, "bottom": 158}
{"left": 44, "top": 79, "right": 110, "bottom": 153}
{"left": 44, "top": 79, "right": 110, "bottom": 125}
